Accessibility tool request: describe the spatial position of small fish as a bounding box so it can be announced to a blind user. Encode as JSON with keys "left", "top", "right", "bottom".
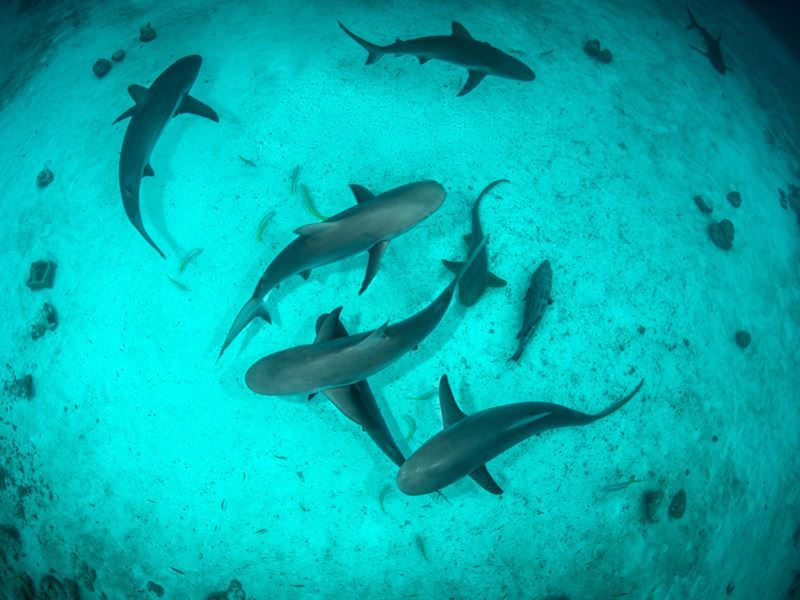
{"left": 290, "top": 584, "right": 305, "bottom": 588}
{"left": 414, "top": 535, "right": 429, "bottom": 562}
{"left": 272, "top": 453, "right": 288, "bottom": 460}
{"left": 169, "top": 566, "right": 185, "bottom": 575}
{"left": 297, "top": 471, "right": 305, "bottom": 482}
{"left": 178, "top": 248, "right": 203, "bottom": 272}
{"left": 300, "top": 183, "right": 328, "bottom": 221}
{"left": 599, "top": 478, "right": 645, "bottom": 493}
{"left": 290, "top": 164, "right": 303, "bottom": 193}
{"left": 220, "top": 498, "right": 226, "bottom": 510}
{"left": 378, "top": 484, "right": 392, "bottom": 513}
{"left": 407, "top": 389, "right": 437, "bottom": 401}
{"left": 257, "top": 210, "right": 276, "bottom": 242}
{"left": 402, "top": 415, "right": 417, "bottom": 440}
{"left": 539, "top": 49, "right": 555, "bottom": 57}
{"left": 239, "top": 155, "right": 257, "bottom": 167}
{"left": 166, "top": 275, "right": 189, "bottom": 292}
{"left": 254, "top": 528, "right": 267, "bottom": 534}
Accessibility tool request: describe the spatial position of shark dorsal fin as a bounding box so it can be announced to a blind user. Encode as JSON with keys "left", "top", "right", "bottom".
{"left": 349, "top": 184, "right": 375, "bottom": 204}
{"left": 313, "top": 306, "right": 344, "bottom": 342}
{"left": 128, "top": 84, "right": 148, "bottom": 104}
{"left": 438, "top": 374, "right": 467, "bottom": 427}
{"left": 451, "top": 22, "right": 473, "bottom": 40}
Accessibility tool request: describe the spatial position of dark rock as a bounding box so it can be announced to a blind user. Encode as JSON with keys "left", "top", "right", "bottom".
{"left": 643, "top": 490, "right": 663, "bottom": 522}
{"left": 111, "top": 49, "right": 125, "bottom": 62}
{"left": 726, "top": 582, "right": 735, "bottom": 595}
{"left": 206, "top": 579, "right": 246, "bottom": 600}
{"left": 735, "top": 330, "right": 751, "bottom": 349}
{"left": 77, "top": 563, "right": 96, "bottom": 592}
{"left": 31, "top": 302, "right": 58, "bottom": 340}
{"left": 27, "top": 260, "right": 57, "bottom": 290}
{"left": 4, "top": 373, "right": 34, "bottom": 400}
{"left": 668, "top": 489, "right": 686, "bottom": 519}
{"left": 726, "top": 190, "right": 741, "bottom": 208}
{"left": 597, "top": 48, "right": 613, "bottom": 63}
{"left": 147, "top": 581, "right": 165, "bottom": 597}
{"left": 694, "top": 194, "right": 713, "bottom": 213}
{"left": 36, "top": 167, "right": 54, "bottom": 188}
{"left": 93, "top": 58, "right": 111, "bottom": 78}
{"left": 583, "top": 39, "right": 601, "bottom": 58}
{"left": 708, "top": 219, "right": 734, "bottom": 250}
{"left": 140, "top": 23, "right": 157, "bottom": 42}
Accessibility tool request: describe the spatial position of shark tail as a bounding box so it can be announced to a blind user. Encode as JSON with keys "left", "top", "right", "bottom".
{"left": 122, "top": 187, "right": 166, "bottom": 259}
{"left": 218, "top": 296, "right": 272, "bottom": 361}
{"left": 338, "top": 21, "right": 385, "bottom": 65}
{"left": 685, "top": 5, "right": 699, "bottom": 30}
{"left": 592, "top": 379, "right": 645, "bottom": 420}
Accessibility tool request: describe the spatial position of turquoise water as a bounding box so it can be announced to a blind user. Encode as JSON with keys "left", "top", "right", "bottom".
{"left": 1, "top": 0, "right": 799, "bottom": 598}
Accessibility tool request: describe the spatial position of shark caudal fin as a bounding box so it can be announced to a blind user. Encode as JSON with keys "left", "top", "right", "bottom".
{"left": 592, "top": 379, "right": 645, "bottom": 420}
{"left": 218, "top": 297, "right": 272, "bottom": 361}
{"left": 685, "top": 6, "right": 700, "bottom": 30}
{"left": 438, "top": 375, "right": 503, "bottom": 495}
{"left": 338, "top": 21, "right": 385, "bottom": 65}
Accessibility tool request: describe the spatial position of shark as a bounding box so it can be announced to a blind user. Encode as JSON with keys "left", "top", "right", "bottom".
{"left": 442, "top": 179, "right": 508, "bottom": 306}
{"left": 218, "top": 180, "right": 445, "bottom": 359}
{"left": 509, "top": 259, "right": 552, "bottom": 363}
{"left": 312, "top": 307, "right": 405, "bottom": 467}
{"left": 686, "top": 6, "right": 728, "bottom": 75}
{"left": 114, "top": 55, "right": 219, "bottom": 259}
{"left": 397, "top": 375, "right": 644, "bottom": 496}
{"left": 338, "top": 21, "right": 535, "bottom": 96}
{"left": 245, "top": 238, "right": 488, "bottom": 396}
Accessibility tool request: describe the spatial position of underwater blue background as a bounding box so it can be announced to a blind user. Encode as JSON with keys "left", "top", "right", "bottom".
{"left": 1, "top": 0, "right": 799, "bottom": 598}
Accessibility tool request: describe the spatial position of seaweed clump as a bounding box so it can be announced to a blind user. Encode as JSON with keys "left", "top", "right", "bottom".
{"left": 140, "top": 23, "right": 157, "bottom": 42}
{"left": 93, "top": 58, "right": 111, "bottom": 78}
{"left": 206, "top": 579, "right": 247, "bottom": 600}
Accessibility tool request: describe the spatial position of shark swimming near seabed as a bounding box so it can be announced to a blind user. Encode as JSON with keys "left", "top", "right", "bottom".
{"left": 114, "top": 55, "right": 219, "bottom": 258}
{"left": 685, "top": 6, "right": 729, "bottom": 75}
{"left": 509, "top": 259, "right": 552, "bottom": 363}
{"left": 396, "top": 375, "right": 644, "bottom": 496}
{"left": 218, "top": 180, "right": 445, "bottom": 360}
{"left": 245, "top": 238, "right": 488, "bottom": 396}
{"left": 442, "top": 179, "right": 508, "bottom": 306}
{"left": 312, "top": 307, "right": 405, "bottom": 467}
{"left": 338, "top": 21, "right": 535, "bottom": 96}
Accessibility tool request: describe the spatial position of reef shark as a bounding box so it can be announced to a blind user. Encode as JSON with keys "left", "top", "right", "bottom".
{"left": 313, "top": 307, "right": 405, "bottom": 467}
{"left": 218, "top": 180, "right": 445, "bottom": 359}
{"left": 114, "top": 55, "right": 219, "bottom": 258}
{"left": 338, "top": 21, "right": 535, "bottom": 96}
{"left": 245, "top": 238, "right": 487, "bottom": 396}
{"left": 686, "top": 6, "right": 728, "bottom": 75}
{"left": 442, "top": 179, "right": 508, "bottom": 306}
{"left": 509, "top": 259, "right": 552, "bottom": 362}
{"left": 396, "top": 375, "right": 644, "bottom": 496}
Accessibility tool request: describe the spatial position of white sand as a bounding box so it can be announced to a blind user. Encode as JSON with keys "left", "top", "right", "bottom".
{"left": 1, "top": 0, "right": 798, "bottom": 598}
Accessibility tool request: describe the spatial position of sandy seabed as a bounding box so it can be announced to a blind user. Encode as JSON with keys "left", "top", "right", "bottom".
{"left": 1, "top": 0, "right": 799, "bottom": 598}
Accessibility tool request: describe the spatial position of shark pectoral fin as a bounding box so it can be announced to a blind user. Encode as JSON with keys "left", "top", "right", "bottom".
{"left": 688, "top": 44, "right": 708, "bottom": 57}
{"left": 307, "top": 392, "right": 318, "bottom": 400}
{"left": 438, "top": 375, "right": 467, "bottom": 427}
{"left": 299, "top": 269, "right": 312, "bottom": 280}
{"left": 451, "top": 22, "right": 474, "bottom": 40}
{"left": 112, "top": 106, "right": 137, "bottom": 124}
{"left": 469, "top": 465, "right": 504, "bottom": 495}
{"left": 486, "top": 272, "right": 507, "bottom": 288}
{"left": 177, "top": 94, "right": 220, "bottom": 122}
{"left": 143, "top": 163, "right": 155, "bottom": 177}
{"left": 418, "top": 56, "right": 431, "bottom": 64}
{"left": 442, "top": 259, "right": 464, "bottom": 274}
{"left": 360, "top": 240, "right": 389, "bottom": 295}
{"left": 349, "top": 184, "right": 375, "bottom": 204}
{"left": 294, "top": 222, "right": 334, "bottom": 237}
{"left": 458, "top": 70, "right": 488, "bottom": 97}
